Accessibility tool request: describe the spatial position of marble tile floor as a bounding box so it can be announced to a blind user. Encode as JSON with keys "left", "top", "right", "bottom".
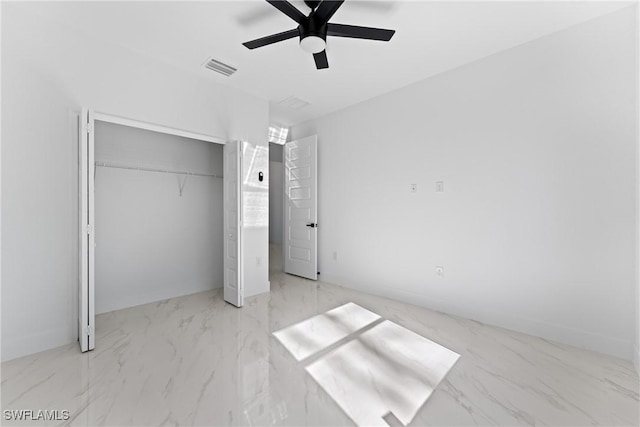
{"left": 1, "top": 253, "right": 639, "bottom": 426}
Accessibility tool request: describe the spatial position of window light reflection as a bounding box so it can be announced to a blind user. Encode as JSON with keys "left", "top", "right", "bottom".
{"left": 272, "top": 304, "right": 461, "bottom": 426}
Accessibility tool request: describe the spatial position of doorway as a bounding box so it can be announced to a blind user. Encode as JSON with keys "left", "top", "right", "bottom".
{"left": 268, "top": 135, "right": 318, "bottom": 281}
{"left": 268, "top": 142, "right": 284, "bottom": 279}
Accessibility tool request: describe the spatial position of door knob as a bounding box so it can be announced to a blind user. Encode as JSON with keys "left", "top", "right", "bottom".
{"left": 306, "top": 223, "right": 317, "bottom": 228}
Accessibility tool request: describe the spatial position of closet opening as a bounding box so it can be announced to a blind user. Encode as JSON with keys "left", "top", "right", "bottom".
{"left": 78, "top": 110, "right": 242, "bottom": 352}
{"left": 94, "top": 120, "right": 224, "bottom": 314}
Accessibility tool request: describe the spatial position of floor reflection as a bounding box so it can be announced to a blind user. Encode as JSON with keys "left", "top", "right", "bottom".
{"left": 2, "top": 254, "right": 637, "bottom": 426}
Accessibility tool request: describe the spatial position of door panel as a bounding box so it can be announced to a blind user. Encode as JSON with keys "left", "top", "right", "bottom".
{"left": 78, "top": 108, "right": 95, "bottom": 352}
{"left": 284, "top": 136, "right": 317, "bottom": 280}
{"left": 224, "top": 140, "right": 243, "bottom": 307}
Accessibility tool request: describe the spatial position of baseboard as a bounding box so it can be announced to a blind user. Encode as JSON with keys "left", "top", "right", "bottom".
{"left": 244, "top": 280, "right": 271, "bottom": 298}
{"left": 97, "top": 284, "right": 223, "bottom": 315}
{"left": 322, "top": 274, "right": 634, "bottom": 361}
{"left": 2, "top": 326, "right": 76, "bottom": 362}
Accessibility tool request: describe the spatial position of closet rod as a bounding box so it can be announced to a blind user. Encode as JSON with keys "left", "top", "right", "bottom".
{"left": 95, "top": 162, "right": 222, "bottom": 179}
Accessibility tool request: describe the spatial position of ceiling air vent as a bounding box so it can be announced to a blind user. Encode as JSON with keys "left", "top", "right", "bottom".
{"left": 277, "top": 96, "right": 310, "bottom": 110}
{"left": 203, "top": 57, "right": 237, "bottom": 77}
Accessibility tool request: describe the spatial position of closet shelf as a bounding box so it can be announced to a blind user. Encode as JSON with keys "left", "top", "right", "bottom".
{"left": 95, "top": 161, "right": 222, "bottom": 179}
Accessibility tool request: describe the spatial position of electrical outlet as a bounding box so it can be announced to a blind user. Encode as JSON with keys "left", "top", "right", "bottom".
{"left": 333, "top": 251, "right": 338, "bottom": 261}
{"left": 436, "top": 266, "right": 444, "bottom": 278}
{"left": 436, "top": 181, "right": 444, "bottom": 193}
{"left": 411, "top": 184, "right": 418, "bottom": 193}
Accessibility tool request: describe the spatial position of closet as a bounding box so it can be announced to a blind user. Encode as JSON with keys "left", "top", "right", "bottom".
{"left": 94, "top": 120, "right": 224, "bottom": 314}
{"left": 78, "top": 110, "right": 243, "bottom": 352}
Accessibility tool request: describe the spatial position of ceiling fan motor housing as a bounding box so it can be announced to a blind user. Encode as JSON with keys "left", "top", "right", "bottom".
{"left": 299, "top": 16, "right": 327, "bottom": 43}
{"left": 299, "top": 16, "right": 327, "bottom": 53}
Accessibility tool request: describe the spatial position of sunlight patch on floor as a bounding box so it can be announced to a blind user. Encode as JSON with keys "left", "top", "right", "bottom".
{"left": 306, "top": 320, "right": 460, "bottom": 426}
{"left": 273, "top": 303, "right": 460, "bottom": 426}
{"left": 272, "top": 302, "right": 381, "bottom": 361}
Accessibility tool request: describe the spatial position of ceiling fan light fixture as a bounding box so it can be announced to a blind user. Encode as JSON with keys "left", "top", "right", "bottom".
{"left": 300, "top": 35, "right": 326, "bottom": 54}
{"left": 242, "top": 0, "right": 396, "bottom": 70}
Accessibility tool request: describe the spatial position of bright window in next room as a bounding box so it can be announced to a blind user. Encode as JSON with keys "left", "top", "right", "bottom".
{"left": 269, "top": 124, "right": 289, "bottom": 145}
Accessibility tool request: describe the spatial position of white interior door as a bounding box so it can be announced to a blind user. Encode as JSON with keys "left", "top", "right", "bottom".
{"left": 224, "top": 140, "right": 243, "bottom": 307}
{"left": 284, "top": 135, "right": 318, "bottom": 280}
{"left": 78, "top": 108, "right": 95, "bottom": 351}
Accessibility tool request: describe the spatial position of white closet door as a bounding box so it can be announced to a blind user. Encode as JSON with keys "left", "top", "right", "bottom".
{"left": 78, "top": 108, "right": 96, "bottom": 351}
{"left": 224, "top": 140, "right": 243, "bottom": 307}
{"left": 284, "top": 135, "right": 318, "bottom": 280}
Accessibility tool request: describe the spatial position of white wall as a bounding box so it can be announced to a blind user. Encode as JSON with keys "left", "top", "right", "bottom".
{"left": 94, "top": 121, "right": 223, "bottom": 314}
{"left": 269, "top": 143, "right": 284, "bottom": 163}
{"left": 636, "top": 2, "right": 640, "bottom": 376}
{"left": 291, "top": 7, "right": 637, "bottom": 360}
{"left": 1, "top": 3, "right": 269, "bottom": 361}
{"left": 269, "top": 142, "right": 284, "bottom": 244}
{"left": 269, "top": 160, "right": 284, "bottom": 244}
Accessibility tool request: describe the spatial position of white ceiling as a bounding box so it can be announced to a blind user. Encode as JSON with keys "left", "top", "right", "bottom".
{"left": 20, "top": 1, "right": 633, "bottom": 126}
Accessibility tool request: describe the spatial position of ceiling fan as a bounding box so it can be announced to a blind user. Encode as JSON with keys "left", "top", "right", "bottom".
{"left": 242, "top": 0, "right": 396, "bottom": 70}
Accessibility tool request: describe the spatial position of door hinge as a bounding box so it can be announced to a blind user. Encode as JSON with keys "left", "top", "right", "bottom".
{"left": 86, "top": 122, "right": 94, "bottom": 134}
{"left": 87, "top": 224, "right": 93, "bottom": 234}
{"left": 87, "top": 325, "right": 94, "bottom": 336}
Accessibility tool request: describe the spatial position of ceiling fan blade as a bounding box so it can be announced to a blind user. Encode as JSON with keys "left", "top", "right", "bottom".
{"left": 313, "top": 0, "right": 344, "bottom": 23}
{"left": 243, "top": 28, "right": 299, "bottom": 49}
{"left": 266, "top": 0, "right": 306, "bottom": 24}
{"left": 327, "top": 23, "right": 395, "bottom": 41}
{"left": 313, "top": 50, "right": 329, "bottom": 69}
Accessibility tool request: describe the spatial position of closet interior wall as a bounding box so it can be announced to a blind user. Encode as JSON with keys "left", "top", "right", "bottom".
{"left": 94, "top": 121, "right": 224, "bottom": 314}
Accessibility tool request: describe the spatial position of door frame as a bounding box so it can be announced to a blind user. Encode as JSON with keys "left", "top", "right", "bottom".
{"left": 78, "top": 109, "right": 229, "bottom": 352}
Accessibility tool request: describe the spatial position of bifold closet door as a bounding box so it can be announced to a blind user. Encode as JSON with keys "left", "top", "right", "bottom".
{"left": 223, "top": 140, "right": 243, "bottom": 307}
{"left": 78, "top": 108, "right": 96, "bottom": 352}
